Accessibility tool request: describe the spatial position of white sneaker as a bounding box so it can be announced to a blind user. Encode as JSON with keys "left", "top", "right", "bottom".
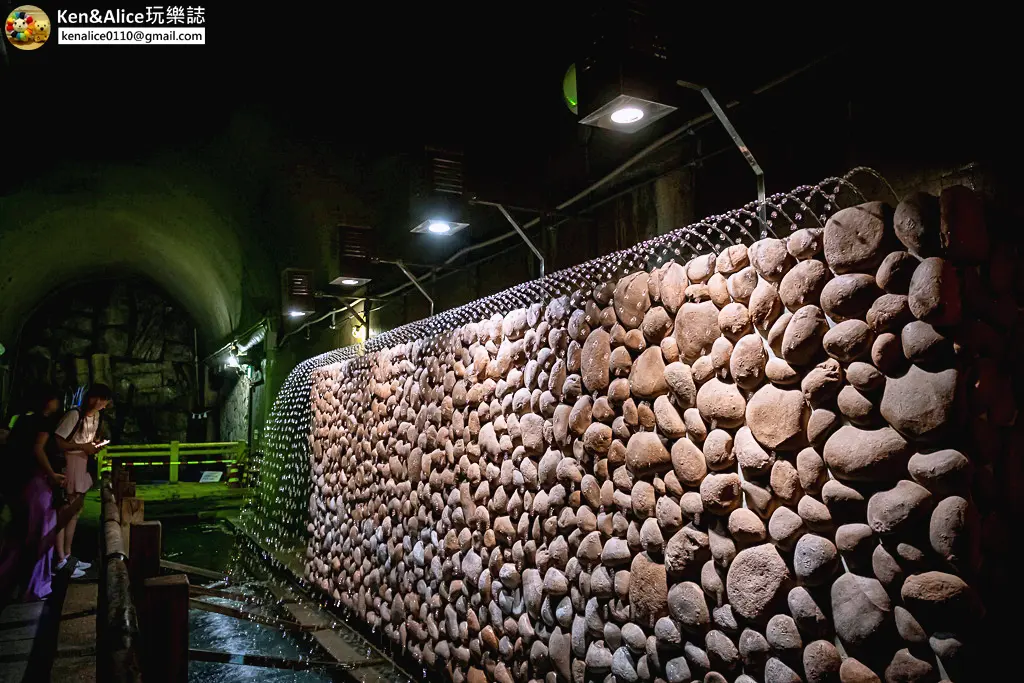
{"left": 70, "top": 567, "right": 86, "bottom": 579}
{"left": 75, "top": 560, "right": 92, "bottom": 570}
{"left": 55, "top": 558, "right": 68, "bottom": 571}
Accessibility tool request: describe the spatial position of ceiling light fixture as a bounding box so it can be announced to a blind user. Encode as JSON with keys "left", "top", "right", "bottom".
{"left": 288, "top": 310, "right": 306, "bottom": 318}
{"left": 579, "top": 95, "right": 674, "bottom": 133}
{"left": 331, "top": 275, "right": 371, "bottom": 287}
{"left": 410, "top": 219, "right": 470, "bottom": 235}
{"left": 610, "top": 107, "right": 644, "bottom": 124}
{"left": 226, "top": 343, "right": 240, "bottom": 369}
{"left": 574, "top": 5, "right": 679, "bottom": 135}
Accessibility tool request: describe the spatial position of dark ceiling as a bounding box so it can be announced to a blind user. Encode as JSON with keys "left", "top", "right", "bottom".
{"left": 4, "top": 3, "right": 1018, "bottom": 299}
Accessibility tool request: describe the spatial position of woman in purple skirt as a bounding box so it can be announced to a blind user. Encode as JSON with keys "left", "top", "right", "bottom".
{"left": 0, "top": 386, "right": 65, "bottom": 601}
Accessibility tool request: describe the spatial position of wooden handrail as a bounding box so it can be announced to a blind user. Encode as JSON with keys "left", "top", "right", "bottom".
{"left": 159, "top": 559, "right": 227, "bottom": 581}
{"left": 97, "top": 476, "right": 144, "bottom": 683}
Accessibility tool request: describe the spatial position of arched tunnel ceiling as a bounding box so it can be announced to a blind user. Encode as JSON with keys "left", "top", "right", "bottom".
{"left": 0, "top": 163, "right": 260, "bottom": 349}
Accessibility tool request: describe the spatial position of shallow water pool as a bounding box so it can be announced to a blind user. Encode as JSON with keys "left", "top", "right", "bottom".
{"left": 162, "top": 521, "right": 334, "bottom": 683}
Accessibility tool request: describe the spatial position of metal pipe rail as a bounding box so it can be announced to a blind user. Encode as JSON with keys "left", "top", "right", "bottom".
{"left": 98, "top": 441, "right": 247, "bottom": 483}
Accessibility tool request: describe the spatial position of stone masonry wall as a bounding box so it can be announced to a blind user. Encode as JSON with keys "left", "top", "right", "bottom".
{"left": 15, "top": 278, "right": 196, "bottom": 443}
{"left": 220, "top": 373, "right": 251, "bottom": 443}
{"left": 306, "top": 185, "right": 1015, "bottom": 682}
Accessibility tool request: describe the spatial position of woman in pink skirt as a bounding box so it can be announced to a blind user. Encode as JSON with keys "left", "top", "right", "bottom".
{"left": 0, "top": 386, "right": 65, "bottom": 601}
{"left": 54, "top": 383, "right": 112, "bottom": 577}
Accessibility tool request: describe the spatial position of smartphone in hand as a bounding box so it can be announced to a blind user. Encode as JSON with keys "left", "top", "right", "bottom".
{"left": 95, "top": 439, "right": 111, "bottom": 448}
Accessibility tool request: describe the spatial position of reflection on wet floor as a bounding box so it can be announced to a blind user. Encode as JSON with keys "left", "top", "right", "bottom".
{"left": 189, "top": 606, "right": 331, "bottom": 683}
{"left": 163, "top": 521, "right": 409, "bottom": 683}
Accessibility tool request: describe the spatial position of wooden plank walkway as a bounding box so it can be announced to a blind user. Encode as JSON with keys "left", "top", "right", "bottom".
{"left": 2, "top": 494, "right": 403, "bottom": 682}
{"left": 0, "top": 601, "right": 44, "bottom": 682}
{"left": 49, "top": 580, "right": 98, "bottom": 683}
{"left": 0, "top": 490, "right": 95, "bottom": 683}
{"left": 0, "top": 562, "right": 95, "bottom": 683}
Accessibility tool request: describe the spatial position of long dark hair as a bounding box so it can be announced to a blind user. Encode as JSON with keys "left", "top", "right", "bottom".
{"left": 86, "top": 383, "right": 113, "bottom": 402}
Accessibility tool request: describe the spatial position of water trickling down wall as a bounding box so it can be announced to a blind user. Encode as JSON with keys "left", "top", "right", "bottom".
{"left": 264, "top": 171, "right": 1018, "bottom": 682}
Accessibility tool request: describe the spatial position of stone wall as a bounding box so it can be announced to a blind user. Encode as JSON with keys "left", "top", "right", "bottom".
{"left": 15, "top": 278, "right": 196, "bottom": 443}
{"left": 220, "top": 373, "right": 251, "bottom": 443}
{"left": 305, "top": 185, "right": 1014, "bottom": 682}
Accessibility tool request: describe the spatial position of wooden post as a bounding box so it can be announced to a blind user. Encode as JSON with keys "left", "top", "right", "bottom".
{"left": 115, "top": 465, "right": 134, "bottom": 506}
{"left": 119, "top": 497, "right": 144, "bottom": 556}
{"left": 140, "top": 574, "right": 189, "bottom": 683}
{"left": 169, "top": 440, "right": 180, "bottom": 483}
{"left": 117, "top": 480, "right": 136, "bottom": 507}
{"left": 129, "top": 521, "right": 161, "bottom": 594}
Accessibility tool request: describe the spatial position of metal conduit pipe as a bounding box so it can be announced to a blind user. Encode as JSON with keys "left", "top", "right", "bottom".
{"left": 278, "top": 307, "right": 360, "bottom": 347}
{"left": 202, "top": 317, "right": 270, "bottom": 365}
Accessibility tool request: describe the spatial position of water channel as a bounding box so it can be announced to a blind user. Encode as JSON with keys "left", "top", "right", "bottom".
{"left": 162, "top": 519, "right": 410, "bottom": 683}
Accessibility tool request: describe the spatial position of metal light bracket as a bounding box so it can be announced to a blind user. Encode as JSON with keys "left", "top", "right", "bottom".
{"left": 677, "top": 81, "right": 767, "bottom": 225}
{"left": 393, "top": 260, "right": 435, "bottom": 316}
{"left": 333, "top": 297, "right": 365, "bottom": 328}
{"left": 496, "top": 204, "right": 545, "bottom": 278}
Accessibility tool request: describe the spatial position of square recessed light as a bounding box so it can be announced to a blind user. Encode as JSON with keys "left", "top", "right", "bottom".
{"left": 330, "top": 276, "right": 372, "bottom": 287}
{"left": 579, "top": 94, "right": 677, "bottom": 133}
{"left": 410, "top": 219, "right": 470, "bottom": 235}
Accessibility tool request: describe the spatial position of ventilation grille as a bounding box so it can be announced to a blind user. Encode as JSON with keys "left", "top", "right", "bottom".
{"left": 333, "top": 223, "right": 374, "bottom": 261}
{"left": 427, "top": 146, "right": 464, "bottom": 196}
{"left": 286, "top": 270, "right": 312, "bottom": 297}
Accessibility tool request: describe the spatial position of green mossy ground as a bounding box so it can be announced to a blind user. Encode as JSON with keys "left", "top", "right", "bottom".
{"left": 81, "top": 482, "right": 250, "bottom": 522}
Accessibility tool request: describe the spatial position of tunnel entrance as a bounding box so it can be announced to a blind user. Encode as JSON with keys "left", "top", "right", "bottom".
{"left": 6, "top": 276, "right": 205, "bottom": 444}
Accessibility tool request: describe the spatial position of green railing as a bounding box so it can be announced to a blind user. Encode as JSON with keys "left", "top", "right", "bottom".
{"left": 97, "top": 441, "right": 247, "bottom": 483}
